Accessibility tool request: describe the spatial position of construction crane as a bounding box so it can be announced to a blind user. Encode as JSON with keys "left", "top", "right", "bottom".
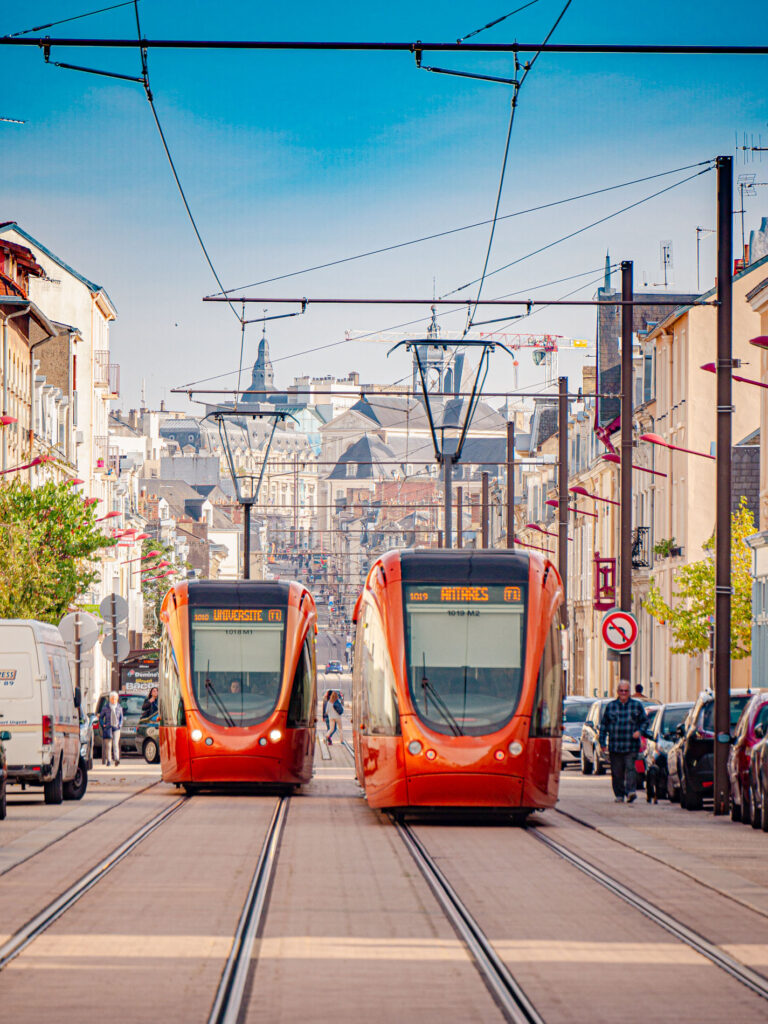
{"left": 477, "top": 332, "right": 591, "bottom": 388}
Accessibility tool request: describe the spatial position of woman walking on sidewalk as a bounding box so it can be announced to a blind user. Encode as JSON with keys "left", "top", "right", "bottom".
{"left": 326, "top": 689, "right": 344, "bottom": 745}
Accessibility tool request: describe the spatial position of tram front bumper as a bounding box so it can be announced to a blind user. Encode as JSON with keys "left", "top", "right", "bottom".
{"left": 406, "top": 771, "right": 524, "bottom": 808}
{"left": 190, "top": 753, "right": 284, "bottom": 784}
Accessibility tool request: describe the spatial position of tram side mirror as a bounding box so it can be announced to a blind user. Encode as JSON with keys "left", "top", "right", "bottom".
{"left": 74, "top": 687, "right": 82, "bottom": 709}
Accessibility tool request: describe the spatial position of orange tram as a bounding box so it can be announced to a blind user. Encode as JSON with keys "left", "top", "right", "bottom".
{"left": 350, "top": 549, "right": 565, "bottom": 820}
{"left": 158, "top": 580, "right": 317, "bottom": 793}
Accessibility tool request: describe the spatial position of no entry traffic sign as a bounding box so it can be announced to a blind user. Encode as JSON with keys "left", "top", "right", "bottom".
{"left": 601, "top": 608, "right": 639, "bottom": 651}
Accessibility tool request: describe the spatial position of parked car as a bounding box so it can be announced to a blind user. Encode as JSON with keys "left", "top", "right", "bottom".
{"left": 580, "top": 699, "right": 612, "bottom": 774}
{"left": 326, "top": 661, "right": 343, "bottom": 674}
{"left": 0, "top": 620, "right": 85, "bottom": 804}
{"left": 728, "top": 690, "right": 768, "bottom": 823}
{"left": 136, "top": 711, "right": 160, "bottom": 764}
{"left": 748, "top": 731, "right": 768, "bottom": 831}
{"left": 93, "top": 692, "right": 147, "bottom": 757}
{"left": 667, "top": 690, "right": 753, "bottom": 809}
{"left": 581, "top": 697, "right": 658, "bottom": 781}
{"left": 561, "top": 697, "right": 595, "bottom": 768}
{"left": 642, "top": 701, "right": 694, "bottom": 800}
{"left": 0, "top": 728, "right": 10, "bottom": 819}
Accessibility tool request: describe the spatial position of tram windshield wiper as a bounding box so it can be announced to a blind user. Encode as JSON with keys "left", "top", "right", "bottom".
{"left": 420, "top": 655, "right": 463, "bottom": 737}
{"left": 204, "top": 669, "right": 236, "bottom": 728}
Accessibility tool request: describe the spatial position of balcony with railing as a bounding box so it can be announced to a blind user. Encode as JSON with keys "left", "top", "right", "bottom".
{"left": 94, "top": 350, "right": 120, "bottom": 398}
{"left": 632, "top": 526, "right": 651, "bottom": 570}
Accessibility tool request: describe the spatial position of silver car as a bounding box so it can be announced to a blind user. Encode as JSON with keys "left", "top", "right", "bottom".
{"left": 561, "top": 697, "right": 595, "bottom": 767}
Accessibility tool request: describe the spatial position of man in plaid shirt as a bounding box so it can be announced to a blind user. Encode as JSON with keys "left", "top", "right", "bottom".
{"left": 599, "top": 683, "right": 650, "bottom": 803}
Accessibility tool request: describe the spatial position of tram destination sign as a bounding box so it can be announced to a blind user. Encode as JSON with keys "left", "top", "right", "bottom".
{"left": 406, "top": 585, "right": 524, "bottom": 604}
{"left": 192, "top": 608, "right": 283, "bottom": 623}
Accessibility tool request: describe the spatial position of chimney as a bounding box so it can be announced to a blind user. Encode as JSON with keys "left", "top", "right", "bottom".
{"left": 160, "top": 400, "right": 166, "bottom": 412}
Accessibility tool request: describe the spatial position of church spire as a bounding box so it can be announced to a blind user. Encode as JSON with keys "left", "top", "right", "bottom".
{"left": 604, "top": 250, "right": 612, "bottom": 291}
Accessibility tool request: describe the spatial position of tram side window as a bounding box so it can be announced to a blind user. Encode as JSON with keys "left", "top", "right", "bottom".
{"left": 361, "top": 603, "right": 400, "bottom": 736}
{"left": 287, "top": 641, "right": 314, "bottom": 728}
{"left": 159, "top": 632, "right": 184, "bottom": 726}
{"left": 530, "top": 616, "right": 564, "bottom": 738}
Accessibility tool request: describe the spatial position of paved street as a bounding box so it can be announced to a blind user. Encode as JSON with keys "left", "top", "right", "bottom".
{"left": 2, "top": 751, "right": 768, "bottom": 1023}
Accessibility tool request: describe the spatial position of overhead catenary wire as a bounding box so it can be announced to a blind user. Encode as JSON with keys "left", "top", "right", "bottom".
{"left": 8, "top": 0, "right": 140, "bottom": 37}
{"left": 131, "top": 1, "right": 239, "bottom": 323}
{"left": 458, "top": 0, "right": 542, "bottom": 43}
{"left": 209, "top": 160, "right": 713, "bottom": 295}
{"left": 465, "top": 0, "right": 574, "bottom": 331}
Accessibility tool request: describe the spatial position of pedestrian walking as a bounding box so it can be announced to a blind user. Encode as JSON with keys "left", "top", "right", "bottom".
{"left": 599, "top": 682, "right": 650, "bottom": 803}
{"left": 100, "top": 691, "right": 123, "bottom": 767}
{"left": 322, "top": 689, "right": 331, "bottom": 741}
{"left": 326, "top": 689, "right": 344, "bottom": 745}
{"left": 141, "top": 686, "right": 158, "bottom": 718}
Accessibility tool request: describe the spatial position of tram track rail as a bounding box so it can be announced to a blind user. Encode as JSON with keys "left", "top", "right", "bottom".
{"left": 0, "top": 794, "right": 187, "bottom": 970}
{"left": 207, "top": 795, "right": 289, "bottom": 1024}
{"left": 0, "top": 778, "right": 164, "bottom": 878}
{"left": 553, "top": 802, "right": 768, "bottom": 921}
{"left": 392, "top": 817, "right": 544, "bottom": 1024}
{"left": 531, "top": 827, "right": 768, "bottom": 1002}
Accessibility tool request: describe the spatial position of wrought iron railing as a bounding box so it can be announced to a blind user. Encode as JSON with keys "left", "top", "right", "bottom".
{"left": 632, "top": 526, "right": 651, "bottom": 569}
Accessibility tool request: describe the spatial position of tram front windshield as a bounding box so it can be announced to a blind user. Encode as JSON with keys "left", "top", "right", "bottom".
{"left": 190, "top": 607, "right": 285, "bottom": 727}
{"left": 404, "top": 584, "right": 527, "bottom": 736}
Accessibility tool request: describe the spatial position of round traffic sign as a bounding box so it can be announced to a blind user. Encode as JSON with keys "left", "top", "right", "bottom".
{"left": 99, "top": 593, "right": 129, "bottom": 624}
{"left": 101, "top": 632, "right": 130, "bottom": 663}
{"left": 58, "top": 611, "right": 100, "bottom": 653}
{"left": 601, "top": 608, "right": 639, "bottom": 651}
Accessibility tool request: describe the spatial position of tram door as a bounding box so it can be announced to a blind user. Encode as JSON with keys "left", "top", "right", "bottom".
{"left": 526, "top": 618, "right": 564, "bottom": 803}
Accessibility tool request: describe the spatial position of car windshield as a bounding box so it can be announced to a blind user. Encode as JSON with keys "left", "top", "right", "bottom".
{"left": 404, "top": 583, "right": 527, "bottom": 736}
{"left": 701, "top": 695, "right": 751, "bottom": 733}
{"left": 189, "top": 606, "right": 285, "bottom": 727}
{"left": 563, "top": 701, "right": 593, "bottom": 724}
{"left": 120, "top": 695, "right": 146, "bottom": 717}
{"left": 661, "top": 705, "right": 691, "bottom": 738}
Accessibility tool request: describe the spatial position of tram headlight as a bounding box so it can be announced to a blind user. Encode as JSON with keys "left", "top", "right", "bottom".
{"left": 425, "top": 749, "right": 437, "bottom": 761}
{"left": 507, "top": 741, "right": 524, "bottom": 757}
{"left": 191, "top": 729, "right": 203, "bottom": 742}
{"left": 494, "top": 750, "right": 505, "bottom": 761}
{"left": 407, "top": 740, "right": 423, "bottom": 756}
{"left": 269, "top": 729, "right": 282, "bottom": 743}
{"left": 259, "top": 737, "right": 268, "bottom": 747}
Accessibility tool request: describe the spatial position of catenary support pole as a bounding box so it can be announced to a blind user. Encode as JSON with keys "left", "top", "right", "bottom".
{"left": 714, "top": 155, "right": 733, "bottom": 816}
{"left": 243, "top": 501, "right": 251, "bottom": 579}
{"left": 558, "top": 376, "right": 569, "bottom": 624}
{"left": 457, "top": 486, "right": 463, "bottom": 549}
{"left": 507, "top": 421, "right": 515, "bottom": 549}
{"left": 482, "top": 472, "right": 489, "bottom": 548}
{"left": 444, "top": 457, "right": 453, "bottom": 549}
{"left": 437, "top": 530, "right": 443, "bottom": 549}
{"left": 620, "top": 261, "right": 634, "bottom": 690}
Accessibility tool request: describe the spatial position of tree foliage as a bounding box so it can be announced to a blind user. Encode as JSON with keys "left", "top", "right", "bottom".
{"left": 141, "top": 538, "right": 177, "bottom": 640}
{"left": 0, "top": 479, "right": 114, "bottom": 623}
{"left": 643, "top": 497, "right": 755, "bottom": 659}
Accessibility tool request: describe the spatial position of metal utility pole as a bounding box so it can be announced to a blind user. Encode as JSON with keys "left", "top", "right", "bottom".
{"left": 620, "top": 261, "right": 634, "bottom": 689}
{"left": 437, "top": 529, "right": 443, "bottom": 549}
{"left": 714, "top": 154, "right": 733, "bottom": 816}
{"left": 558, "top": 377, "right": 569, "bottom": 615}
{"left": 456, "top": 486, "right": 463, "bottom": 548}
{"left": 243, "top": 500, "right": 252, "bottom": 579}
{"left": 482, "top": 472, "right": 489, "bottom": 548}
{"left": 443, "top": 457, "right": 453, "bottom": 549}
{"left": 507, "top": 421, "right": 515, "bottom": 549}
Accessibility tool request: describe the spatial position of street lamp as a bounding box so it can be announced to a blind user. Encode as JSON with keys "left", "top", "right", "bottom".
{"left": 701, "top": 361, "right": 768, "bottom": 390}
{"left": 95, "top": 511, "right": 121, "bottom": 522}
{"left": 0, "top": 415, "right": 17, "bottom": 427}
{"left": 638, "top": 432, "right": 715, "bottom": 461}
{"left": 570, "top": 485, "right": 620, "bottom": 507}
{"left": 514, "top": 536, "right": 554, "bottom": 555}
{"left": 748, "top": 336, "right": 768, "bottom": 350}
{"left": 600, "top": 452, "right": 667, "bottom": 477}
{"left": 64, "top": 477, "right": 85, "bottom": 486}
{"left": 545, "top": 498, "right": 598, "bottom": 519}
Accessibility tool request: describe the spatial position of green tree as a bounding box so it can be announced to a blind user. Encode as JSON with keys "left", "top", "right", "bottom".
{"left": 140, "top": 538, "right": 177, "bottom": 640}
{"left": 643, "top": 497, "right": 755, "bottom": 659}
{"left": 0, "top": 478, "right": 115, "bottom": 623}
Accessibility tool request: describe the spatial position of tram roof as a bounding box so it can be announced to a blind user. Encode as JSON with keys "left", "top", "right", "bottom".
{"left": 398, "top": 548, "right": 533, "bottom": 584}
{"left": 185, "top": 578, "right": 297, "bottom": 607}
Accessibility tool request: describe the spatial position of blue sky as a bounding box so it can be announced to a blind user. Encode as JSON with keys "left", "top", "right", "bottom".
{"left": 2, "top": 1, "right": 767, "bottom": 405}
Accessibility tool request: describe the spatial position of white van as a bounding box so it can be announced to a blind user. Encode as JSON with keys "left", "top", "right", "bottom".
{"left": 0, "top": 620, "right": 87, "bottom": 803}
